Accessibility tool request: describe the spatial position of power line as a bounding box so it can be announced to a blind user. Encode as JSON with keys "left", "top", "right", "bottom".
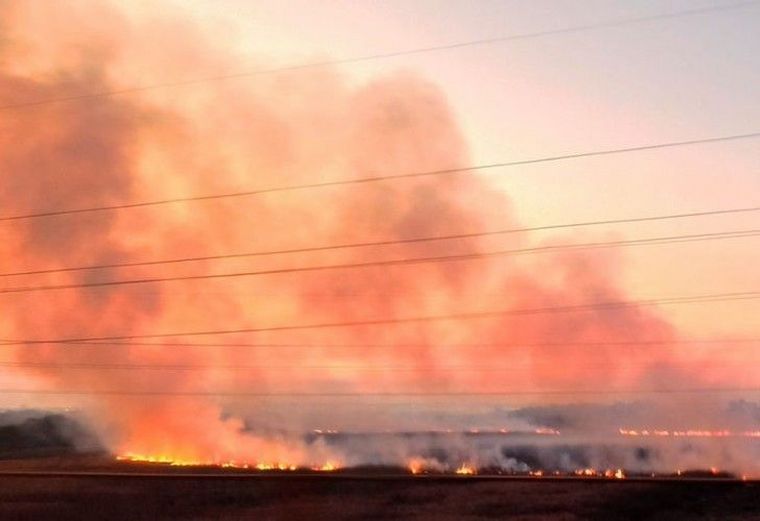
{"left": 2, "top": 229, "right": 758, "bottom": 294}
{"left": 0, "top": 360, "right": 753, "bottom": 372}
{"left": 3, "top": 290, "right": 759, "bottom": 345}
{"left": 3, "top": 338, "right": 759, "bottom": 349}
{"left": 1, "top": 1, "right": 756, "bottom": 112}
{"left": 1, "top": 336, "right": 757, "bottom": 349}
{"left": 1, "top": 132, "right": 758, "bottom": 223}
{"left": 0, "top": 388, "right": 755, "bottom": 398}
{"left": 3, "top": 209, "right": 759, "bottom": 278}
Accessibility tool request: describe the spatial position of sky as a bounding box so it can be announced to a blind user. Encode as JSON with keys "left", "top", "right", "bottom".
{"left": 165, "top": 0, "right": 760, "bottom": 337}
{"left": 0, "top": 0, "right": 758, "bottom": 471}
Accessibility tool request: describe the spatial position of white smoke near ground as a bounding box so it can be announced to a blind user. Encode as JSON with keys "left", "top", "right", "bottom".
{"left": 229, "top": 399, "right": 760, "bottom": 475}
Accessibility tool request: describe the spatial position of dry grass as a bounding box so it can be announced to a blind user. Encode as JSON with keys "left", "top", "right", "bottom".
{"left": 0, "top": 474, "right": 757, "bottom": 521}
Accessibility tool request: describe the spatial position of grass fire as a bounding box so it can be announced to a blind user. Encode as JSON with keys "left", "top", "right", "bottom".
{"left": 0, "top": 0, "right": 758, "bottom": 519}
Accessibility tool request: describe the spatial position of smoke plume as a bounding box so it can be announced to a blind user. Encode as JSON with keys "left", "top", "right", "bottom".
{"left": 0, "top": 1, "right": 755, "bottom": 473}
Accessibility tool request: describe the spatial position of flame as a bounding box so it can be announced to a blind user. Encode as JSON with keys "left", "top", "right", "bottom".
{"left": 573, "top": 468, "right": 626, "bottom": 479}
{"left": 117, "top": 452, "right": 342, "bottom": 471}
{"left": 221, "top": 462, "right": 250, "bottom": 469}
{"left": 116, "top": 453, "right": 745, "bottom": 479}
{"left": 408, "top": 459, "right": 423, "bottom": 475}
{"left": 619, "top": 428, "right": 760, "bottom": 438}
{"left": 116, "top": 453, "right": 301, "bottom": 471}
{"left": 116, "top": 453, "right": 212, "bottom": 467}
{"left": 254, "top": 463, "right": 297, "bottom": 471}
{"left": 311, "top": 461, "right": 339, "bottom": 472}
{"left": 117, "top": 453, "right": 344, "bottom": 472}
{"left": 534, "top": 428, "right": 561, "bottom": 436}
{"left": 455, "top": 463, "right": 476, "bottom": 475}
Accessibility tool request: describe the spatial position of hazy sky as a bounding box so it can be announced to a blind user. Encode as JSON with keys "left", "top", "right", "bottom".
{"left": 168, "top": 0, "right": 760, "bottom": 337}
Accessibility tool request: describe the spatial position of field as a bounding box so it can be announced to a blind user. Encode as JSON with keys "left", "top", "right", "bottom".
{"left": 0, "top": 472, "right": 757, "bottom": 520}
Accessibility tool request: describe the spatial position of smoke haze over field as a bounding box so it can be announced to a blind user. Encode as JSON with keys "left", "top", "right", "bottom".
{"left": 0, "top": 1, "right": 757, "bottom": 473}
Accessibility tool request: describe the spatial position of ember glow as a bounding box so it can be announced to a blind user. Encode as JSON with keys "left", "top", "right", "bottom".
{"left": 619, "top": 429, "right": 760, "bottom": 438}
{"left": 116, "top": 454, "right": 331, "bottom": 472}
{"left": 116, "top": 454, "right": 203, "bottom": 467}
{"left": 574, "top": 468, "right": 625, "bottom": 479}
{"left": 115, "top": 452, "right": 754, "bottom": 480}
{"left": 408, "top": 461, "right": 421, "bottom": 475}
{"left": 114, "top": 453, "right": 273, "bottom": 469}
{"left": 255, "top": 463, "right": 298, "bottom": 471}
{"left": 311, "top": 462, "right": 340, "bottom": 472}
{"left": 455, "top": 464, "right": 476, "bottom": 475}
{"left": 533, "top": 428, "right": 561, "bottom": 436}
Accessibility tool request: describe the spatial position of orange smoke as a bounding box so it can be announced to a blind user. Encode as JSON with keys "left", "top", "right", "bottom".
{"left": 0, "top": 1, "right": 749, "bottom": 467}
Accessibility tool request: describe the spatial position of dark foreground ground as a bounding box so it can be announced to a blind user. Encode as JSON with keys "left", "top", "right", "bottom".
{"left": 0, "top": 474, "right": 757, "bottom": 521}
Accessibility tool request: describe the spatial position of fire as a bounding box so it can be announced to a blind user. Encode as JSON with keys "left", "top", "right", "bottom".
{"left": 455, "top": 463, "right": 476, "bottom": 475}
{"left": 116, "top": 454, "right": 300, "bottom": 471}
{"left": 534, "top": 428, "right": 561, "bottom": 436}
{"left": 573, "top": 468, "right": 626, "bottom": 479}
{"left": 408, "top": 459, "right": 423, "bottom": 475}
{"left": 619, "top": 428, "right": 760, "bottom": 438}
{"left": 116, "top": 453, "right": 211, "bottom": 467}
{"left": 255, "top": 463, "right": 297, "bottom": 471}
{"left": 221, "top": 462, "right": 250, "bottom": 469}
{"left": 117, "top": 453, "right": 342, "bottom": 472}
{"left": 311, "top": 462, "right": 340, "bottom": 472}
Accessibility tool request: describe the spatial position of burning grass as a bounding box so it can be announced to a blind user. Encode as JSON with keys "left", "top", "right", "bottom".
{"left": 113, "top": 453, "right": 751, "bottom": 480}
{"left": 115, "top": 453, "right": 338, "bottom": 472}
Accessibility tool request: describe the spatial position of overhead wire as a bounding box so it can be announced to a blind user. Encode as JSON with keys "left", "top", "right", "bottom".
{"left": 0, "top": 388, "right": 755, "bottom": 398}
{"left": 2, "top": 228, "right": 758, "bottom": 294}
{"left": 1, "top": 209, "right": 759, "bottom": 278}
{"left": 2, "top": 290, "right": 760, "bottom": 346}
{"left": 1, "top": 1, "right": 756, "bottom": 112}
{"left": 1, "top": 132, "right": 757, "bottom": 223}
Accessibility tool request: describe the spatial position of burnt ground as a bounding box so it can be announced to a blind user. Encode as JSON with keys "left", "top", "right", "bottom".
{"left": 0, "top": 474, "right": 757, "bottom": 521}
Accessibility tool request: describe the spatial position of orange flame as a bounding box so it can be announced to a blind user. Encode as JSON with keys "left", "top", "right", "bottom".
{"left": 619, "top": 428, "right": 760, "bottom": 438}
{"left": 116, "top": 453, "right": 212, "bottom": 467}
{"left": 116, "top": 453, "right": 303, "bottom": 471}
{"left": 455, "top": 463, "right": 476, "bottom": 475}
{"left": 408, "top": 459, "right": 423, "bottom": 475}
{"left": 310, "top": 461, "right": 340, "bottom": 472}
{"left": 254, "top": 463, "right": 297, "bottom": 471}
{"left": 572, "top": 468, "right": 626, "bottom": 479}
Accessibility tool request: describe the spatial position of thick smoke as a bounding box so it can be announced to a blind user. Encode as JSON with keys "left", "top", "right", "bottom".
{"left": 0, "top": 410, "right": 101, "bottom": 458}
{"left": 0, "top": 1, "right": 755, "bottom": 472}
